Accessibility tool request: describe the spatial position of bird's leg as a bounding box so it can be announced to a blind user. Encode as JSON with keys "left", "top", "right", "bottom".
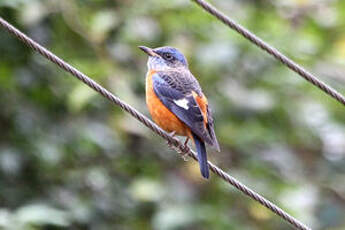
{"left": 183, "top": 137, "right": 189, "bottom": 151}
{"left": 181, "top": 137, "right": 190, "bottom": 161}
{"left": 166, "top": 131, "right": 176, "bottom": 149}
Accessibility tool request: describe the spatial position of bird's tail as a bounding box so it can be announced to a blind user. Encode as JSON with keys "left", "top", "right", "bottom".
{"left": 192, "top": 132, "right": 209, "bottom": 179}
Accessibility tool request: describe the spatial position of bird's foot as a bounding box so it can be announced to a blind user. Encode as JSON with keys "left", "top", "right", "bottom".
{"left": 180, "top": 138, "right": 190, "bottom": 161}
{"left": 181, "top": 153, "right": 189, "bottom": 161}
{"left": 166, "top": 131, "right": 176, "bottom": 149}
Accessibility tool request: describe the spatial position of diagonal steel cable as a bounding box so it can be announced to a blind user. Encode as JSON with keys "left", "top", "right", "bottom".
{"left": 0, "top": 17, "right": 311, "bottom": 230}
{"left": 192, "top": 0, "right": 345, "bottom": 107}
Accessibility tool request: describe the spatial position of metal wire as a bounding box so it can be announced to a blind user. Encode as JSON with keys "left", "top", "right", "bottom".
{"left": 0, "top": 16, "right": 311, "bottom": 230}
{"left": 192, "top": 0, "right": 345, "bottom": 107}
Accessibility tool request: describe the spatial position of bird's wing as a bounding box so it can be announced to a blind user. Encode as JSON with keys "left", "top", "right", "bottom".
{"left": 152, "top": 71, "right": 215, "bottom": 146}
{"left": 206, "top": 105, "right": 220, "bottom": 151}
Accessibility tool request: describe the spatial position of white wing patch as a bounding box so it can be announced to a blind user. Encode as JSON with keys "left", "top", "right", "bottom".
{"left": 174, "top": 98, "right": 189, "bottom": 110}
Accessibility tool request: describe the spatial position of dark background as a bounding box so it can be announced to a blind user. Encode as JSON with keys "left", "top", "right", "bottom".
{"left": 0, "top": 0, "right": 345, "bottom": 229}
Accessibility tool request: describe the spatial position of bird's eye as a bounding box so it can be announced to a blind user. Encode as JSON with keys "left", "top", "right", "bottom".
{"left": 163, "top": 53, "right": 174, "bottom": 61}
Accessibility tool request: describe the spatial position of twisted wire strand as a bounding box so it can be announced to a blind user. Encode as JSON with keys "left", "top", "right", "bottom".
{"left": 192, "top": 0, "right": 345, "bottom": 107}
{"left": 0, "top": 17, "right": 311, "bottom": 230}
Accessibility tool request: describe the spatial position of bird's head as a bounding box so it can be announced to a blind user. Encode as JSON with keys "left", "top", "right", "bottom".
{"left": 139, "top": 46, "right": 188, "bottom": 71}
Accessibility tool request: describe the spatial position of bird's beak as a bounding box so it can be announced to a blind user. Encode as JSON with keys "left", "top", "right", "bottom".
{"left": 138, "top": 46, "right": 158, "bottom": 57}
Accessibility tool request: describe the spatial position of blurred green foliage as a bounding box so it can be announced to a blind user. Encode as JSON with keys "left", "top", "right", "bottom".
{"left": 0, "top": 0, "right": 345, "bottom": 229}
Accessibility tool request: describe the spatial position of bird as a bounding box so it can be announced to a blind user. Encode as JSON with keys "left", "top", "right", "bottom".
{"left": 139, "top": 46, "right": 220, "bottom": 179}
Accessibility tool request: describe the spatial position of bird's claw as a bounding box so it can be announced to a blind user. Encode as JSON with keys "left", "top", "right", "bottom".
{"left": 166, "top": 131, "right": 176, "bottom": 149}
{"left": 179, "top": 138, "right": 190, "bottom": 161}
{"left": 165, "top": 132, "right": 190, "bottom": 161}
{"left": 181, "top": 152, "right": 190, "bottom": 161}
{"left": 166, "top": 140, "right": 174, "bottom": 149}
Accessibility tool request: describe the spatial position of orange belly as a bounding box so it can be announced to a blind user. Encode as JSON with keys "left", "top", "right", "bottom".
{"left": 146, "top": 71, "right": 189, "bottom": 136}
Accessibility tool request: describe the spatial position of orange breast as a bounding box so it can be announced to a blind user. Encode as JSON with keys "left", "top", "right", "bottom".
{"left": 146, "top": 70, "right": 189, "bottom": 136}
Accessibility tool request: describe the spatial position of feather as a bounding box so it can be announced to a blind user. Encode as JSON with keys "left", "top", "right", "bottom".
{"left": 192, "top": 132, "right": 209, "bottom": 179}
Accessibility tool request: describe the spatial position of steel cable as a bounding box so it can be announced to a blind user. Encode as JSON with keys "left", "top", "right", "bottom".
{"left": 192, "top": 0, "right": 345, "bottom": 107}
{"left": 0, "top": 16, "right": 311, "bottom": 230}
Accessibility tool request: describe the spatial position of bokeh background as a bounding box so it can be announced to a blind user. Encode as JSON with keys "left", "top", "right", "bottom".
{"left": 1, "top": 0, "right": 345, "bottom": 229}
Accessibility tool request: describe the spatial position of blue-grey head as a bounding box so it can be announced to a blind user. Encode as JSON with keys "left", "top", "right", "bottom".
{"left": 139, "top": 46, "right": 188, "bottom": 71}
